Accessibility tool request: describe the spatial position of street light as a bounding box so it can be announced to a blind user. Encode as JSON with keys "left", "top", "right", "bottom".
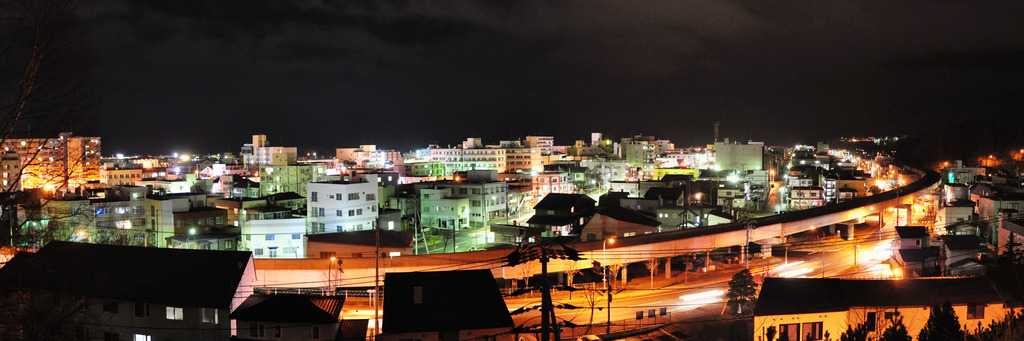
{"left": 603, "top": 237, "right": 615, "bottom": 335}
{"left": 603, "top": 237, "right": 615, "bottom": 289}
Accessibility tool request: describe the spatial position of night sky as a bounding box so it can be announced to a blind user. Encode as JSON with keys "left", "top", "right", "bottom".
{"left": 79, "top": 1, "right": 1024, "bottom": 155}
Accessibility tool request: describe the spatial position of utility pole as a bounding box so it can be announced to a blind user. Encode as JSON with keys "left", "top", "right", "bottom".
{"left": 374, "top": 216, "right": 380, "bottom": 340}
{"left": 503, "top": 241, "right": 581, "bottom": 341}
{"left": 606, "top": 265, "right": 612, "bottom": 334}
{"left": 745, "top": 220, "right": 755, "bottom": 270}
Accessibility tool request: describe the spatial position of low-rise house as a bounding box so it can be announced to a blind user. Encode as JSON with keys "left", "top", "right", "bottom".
{"left": 532, "top": 171, "right": 574, "bottom": 198}
{"left": 527, "top": 193, "right": 596, "bottom": 237}
{"left": 0, "top": 241, "right": 254, "bottom": 341}
{"left": 940, "top": 235, "right": 984, "bottom": 276}
{"left": 973, "top": 192, "right": 1024, "bottom": 246}
{"left": 789, "top": 186, "right": 825, "bottom": 210}
{"left": 242, "top": 205, "right": 306, "bottom": 258}
{"left": 894, "top": 226, "right": 929, "bottom": 249}
{"left": 754, "top": 277, "right": 1019, "bottom": 341}
{"left": 166, "top": 225, "right": 241, "bottom": 250}
{"left": 490, "top": 223, "right": 544, "bottom": 245}
{"left": 420, "top": 187, "right": 469, "bottom": 232}
{"left": 935, "top": 200, "right": 975, "bottom": 234}
{"left": 892, "top": 226, "right": 939, "bottom": 277}
{"left": 230, "top": 294, "right": 345, "bottom": 341}
{"left": 379, "top": 270, "right": 513, "bottom": 341}
{"left": 306, "top": 230, "right": 414, "bottom": 259}
{"left": 579, "top": 206, "right": 661, "bottom": 241}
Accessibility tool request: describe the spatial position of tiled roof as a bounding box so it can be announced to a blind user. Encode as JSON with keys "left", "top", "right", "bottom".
{"left": 533, "top": 193, "right": 595, "bottom": 211}
{"left": 0, "top": 241, "right": 251, "bottom": 308}
{"left": 230, "top": 294, "right": 343, "bottom": 323}
{"left": 338, "top": 320, "right": 369, "bottom": 341}
{"left": 381, "top": 270, "right": 512, "bottom": 333}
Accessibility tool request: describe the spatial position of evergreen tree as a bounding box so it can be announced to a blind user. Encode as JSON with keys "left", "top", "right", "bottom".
{"left": 879, "top": 312, "right": 912, "bottom": 341}
{"left": 1001, "top": 232, "right": 1023, "bottom": 266}
{"left": 726, "top": 269, "right": 757, "bottom": 316}
{"left": 970, "top": 308, "right": 1024, "bottom": 341}
{"left": 919, "top": 301, "right": 963, "bottom": 341}
{"left": 840, "top": 322, "right": 870, "bottom": 341}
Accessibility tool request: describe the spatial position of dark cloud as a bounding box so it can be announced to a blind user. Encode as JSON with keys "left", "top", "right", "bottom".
{"left": 74, "top": 0, "right": 1024, "bottom": 154}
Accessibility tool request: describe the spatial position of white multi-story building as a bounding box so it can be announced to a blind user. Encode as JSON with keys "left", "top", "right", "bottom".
{"left": 243, "top": 206, "right": 306, "bottom": 259}
{"left": 146, "top": 193, "right": 216, "bottom": 246}
{"left": 425, "top": 138, "right": 506, "bottom": 175}
{"left": 580, "top": 159, "right": 629, "bottom": 187}
{"left": 420, "top": 188, "right": 469, "bottom": 231}
{"left": 714, "top": 139, "right": 764, "bottom": 171}
{"left": 437, "top": 170, "right": 508, "bottom": 228}
{"left": 307, "top": 174, "right": 379, "bottom": 233}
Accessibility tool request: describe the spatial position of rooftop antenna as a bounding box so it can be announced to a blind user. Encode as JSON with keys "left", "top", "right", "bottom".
{"left": 713, "top": 121, "right": 720, "bottom": 143}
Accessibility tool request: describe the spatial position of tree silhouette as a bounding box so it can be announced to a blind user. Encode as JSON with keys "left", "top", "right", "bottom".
{"left": 0, "top": 0, "right": 96, "bottom": 247}
{"left": 918, "top": 301, "right": 963, "bottom": 341}
{"left": 839, "top": 322, "right": 869, "bottom": 341}
{"left": 726, "top": 269, "right": 757, "bottom": 316}
{"left": 645, "top": 257, "right": 659, "bottom": 289}
{"left": 879, "top": 311, "right": 911, "bottom": 341}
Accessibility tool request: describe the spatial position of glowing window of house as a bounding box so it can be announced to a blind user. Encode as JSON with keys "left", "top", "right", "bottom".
{"left": 165, "top": 306, "right": 184, "bottom": 320}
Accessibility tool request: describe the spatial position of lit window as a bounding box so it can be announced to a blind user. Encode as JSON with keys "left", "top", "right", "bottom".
{"left": 201, "top": 308, "right": 218, "bottom": 324}
{"left": 165, "top": 306, "right": 183, "bottom": 320}
{"left": 133, "top": 334, "right": 152, "bottom": 341}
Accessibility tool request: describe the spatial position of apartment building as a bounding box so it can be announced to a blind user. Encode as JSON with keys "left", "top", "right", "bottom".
{"left": 0, "top": 131, "right": 101, "bottom": 191}
{"left": 306, "top": 174, "right": 379, "bottom": 233}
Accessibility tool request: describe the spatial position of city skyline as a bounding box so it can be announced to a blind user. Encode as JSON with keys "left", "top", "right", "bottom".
{"left": 72, "top": 0, "right": 1024, "bottom": 154}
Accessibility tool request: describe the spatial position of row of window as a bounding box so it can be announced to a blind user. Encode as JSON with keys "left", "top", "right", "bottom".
{"left": 175, "top": 216, "right": 225, "bottom": 227}
{"left": 250, "top": 323, "right": 323, "bottom": 339}
{"left": 311, "top": 192, "right": 377, "bottom": 202}
{"left": 105, "top": 301, "right": 219, "bottom": 324}
{"left": 254, "top": 246, "right": 299, "bottom": 257}
{"left": 95, "top": 207, "right": 145, "bottom": 215}
{"left": 262, "top": 233, "right": 303, "bottom": 241}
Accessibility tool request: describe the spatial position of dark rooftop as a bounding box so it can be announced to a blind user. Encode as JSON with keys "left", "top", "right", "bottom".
{"left": 381, "top": 270, "right": 512, "bottom": 333}
{"left": 230, "top": 294, "right": 343, "bottom": 324}
{"left": 940, "top": 235, "right": 982, "bottom": 250}
{"left": 896, "top": 226, "right": 929, "bottom": 239}
{"left": 533, "top": 193, "right": 595, "bottom": 211}
{"left": 263, "top": 192, "right": 304, "bottom": 201}
{"left": 755, "top": 277, "right": 1011, "bottom": 316}
{"left": 0, "top": 241, "right": 251, "bottom": 309}
{"left": 595, "top": 206, "right": 660, "bottom": 227}
{"left": 643, "top": 187, "right": 683, "bottom": 202}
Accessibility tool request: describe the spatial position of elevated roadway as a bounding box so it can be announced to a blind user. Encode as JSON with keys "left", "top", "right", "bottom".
{"left": 252, "top": 168, "right": 940, "bottom": 289}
